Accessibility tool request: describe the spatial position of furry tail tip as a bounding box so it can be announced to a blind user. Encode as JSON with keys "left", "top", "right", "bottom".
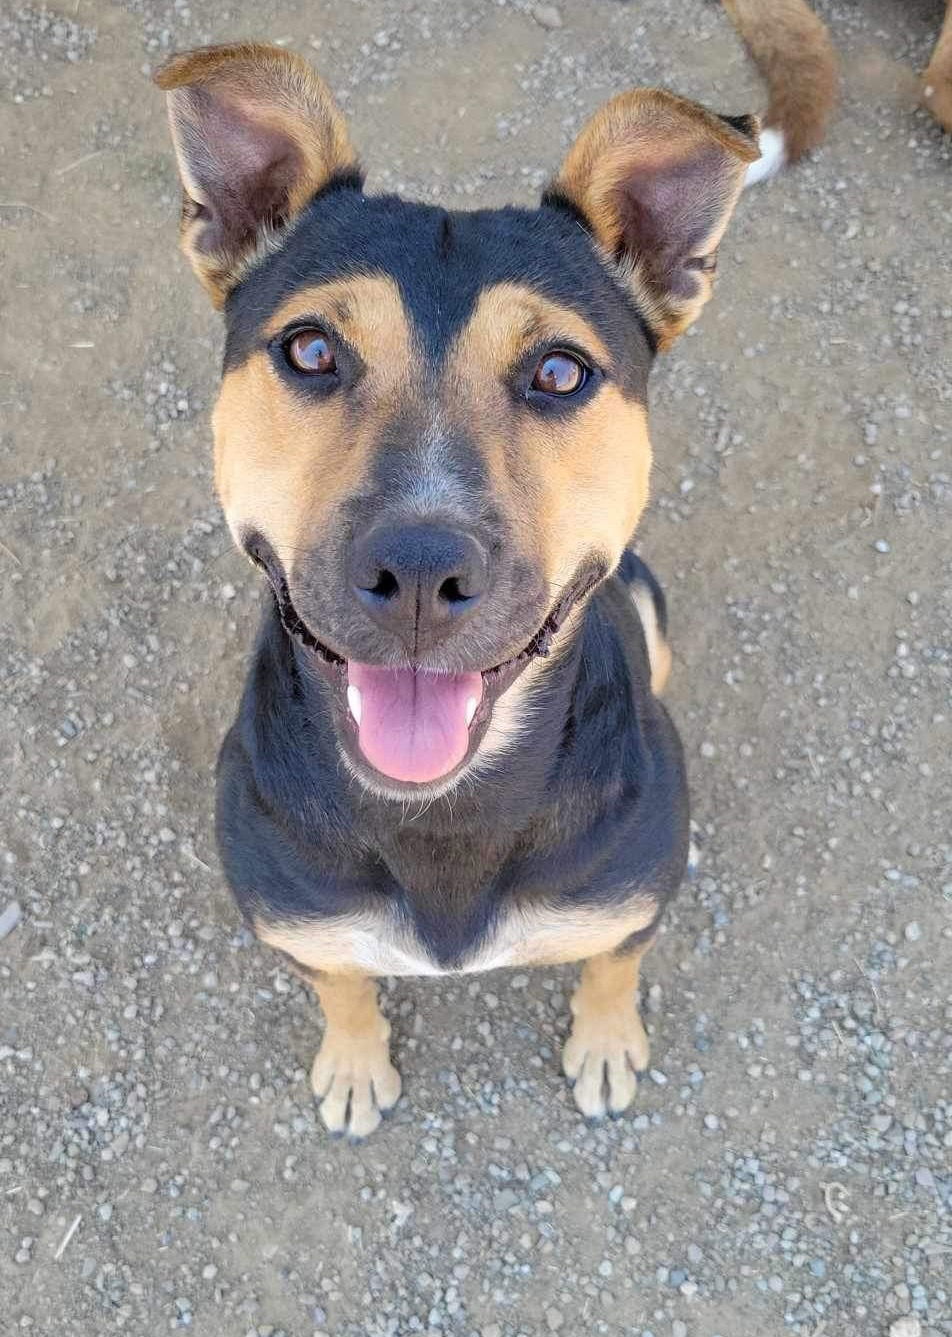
{"left": 744, "top": 125, "right": 786, "bottom": 187}
{"left": 723, "top": 0, "right": 838, "bottom": 185}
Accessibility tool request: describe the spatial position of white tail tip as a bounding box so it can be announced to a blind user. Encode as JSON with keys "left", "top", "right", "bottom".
{"left": 744, "top": 127, "right": 786, "bottom": 188}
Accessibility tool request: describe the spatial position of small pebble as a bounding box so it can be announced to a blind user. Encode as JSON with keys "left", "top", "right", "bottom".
{"left": 0, "top": 901, "right": 22, "bottom": 940}
{"left": 532, "top": 3, "right": 563, "bottom": 28}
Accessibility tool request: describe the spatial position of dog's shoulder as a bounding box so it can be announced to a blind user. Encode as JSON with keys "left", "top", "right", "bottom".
{"left": 540, "top": 563, "right": 688, "bottom": 894}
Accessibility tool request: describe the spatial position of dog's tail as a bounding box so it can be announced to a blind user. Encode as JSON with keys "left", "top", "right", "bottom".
{"left": 722, "top": 0, "right": 838, "bottom": 184}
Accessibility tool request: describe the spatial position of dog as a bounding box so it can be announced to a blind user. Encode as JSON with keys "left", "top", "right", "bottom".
{"left": 154, "top": 42, "right": 758, "bottom": 1137}
{"left": 724, "top": 0, "right": 952, "bottom": 184}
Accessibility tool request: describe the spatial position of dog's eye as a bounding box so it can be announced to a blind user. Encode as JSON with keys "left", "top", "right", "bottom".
{"left": 285, "top": 330, "right": 337, "bottom": 375}
{"left": 531, "top": 351, "right": 587, "bottom": 396}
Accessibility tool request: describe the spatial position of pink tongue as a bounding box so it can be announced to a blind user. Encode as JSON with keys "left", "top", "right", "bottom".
{"left": 347, "top": 663, "right": 483, "bottom": 784}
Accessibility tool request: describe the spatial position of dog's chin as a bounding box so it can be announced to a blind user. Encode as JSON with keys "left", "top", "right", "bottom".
{"left": 264, "top": 563, "right": 604, "bottom": 798}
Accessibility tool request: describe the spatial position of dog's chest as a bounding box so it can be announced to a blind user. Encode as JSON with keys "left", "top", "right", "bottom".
{"left": 257, "top": 889, "right": 656, "bottom": 978}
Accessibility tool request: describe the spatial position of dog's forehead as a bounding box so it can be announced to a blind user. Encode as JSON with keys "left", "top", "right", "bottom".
{"left": 223, "top": 187, "right": 651, "bottom": 372}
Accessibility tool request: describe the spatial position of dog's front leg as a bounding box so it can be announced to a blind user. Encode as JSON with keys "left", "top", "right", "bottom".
{"left": 306, "top": 970, "right": 402, "bottom": 1139}
{"left": 562, "top": 938, "right": 654, "bottom": 1119}
{"left": 923, "top": 0, "right": 952, "bottom": 133}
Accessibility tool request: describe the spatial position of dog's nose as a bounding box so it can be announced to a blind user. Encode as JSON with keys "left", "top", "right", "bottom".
{"left": 350, "top": 522, "right": 489, "bottom": 650}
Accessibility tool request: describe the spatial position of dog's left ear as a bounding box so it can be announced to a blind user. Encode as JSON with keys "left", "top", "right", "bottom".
{"left": 547, "top": 90, "right": 759, "bottom": 350}
{"left": 154, "top": 43, "right": 360, "bottom": 307}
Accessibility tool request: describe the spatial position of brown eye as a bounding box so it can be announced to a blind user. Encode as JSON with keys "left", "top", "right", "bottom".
{"left": 531, "top": 351, "right": 587, "bottom": 396}
{"left": 286, "top": 330, "right": 337, "bottom": 375}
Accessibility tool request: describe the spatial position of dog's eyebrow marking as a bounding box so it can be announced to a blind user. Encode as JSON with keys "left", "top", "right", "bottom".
{"left": 519, "top": 313, "right": 547, "bottom": 344}
{"left": 450, "top": 282, "right": 614, "bottom": 373}
{"left": 324, "top": 294, "right": 353, "bottom": 325}
{"left": 262, "top": 276, "right": 413, "bottom": 361}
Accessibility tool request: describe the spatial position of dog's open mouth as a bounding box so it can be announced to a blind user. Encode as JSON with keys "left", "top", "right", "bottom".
{"left": 260, "top": 554, "right": 601, "bottom": 787}
{"left": 343, "top": 662, "right": 483, "bottom": 784}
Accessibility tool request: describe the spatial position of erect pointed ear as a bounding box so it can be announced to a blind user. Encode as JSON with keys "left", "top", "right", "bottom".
{"left": 546, "top": 90, "right": 759, "bottom": 350}
{"left": 154, "top": 43, "right": 360, "bottom": 307}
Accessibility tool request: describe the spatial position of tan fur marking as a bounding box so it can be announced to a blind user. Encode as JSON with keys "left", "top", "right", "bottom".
{"left": 630, "top": 582, "right": 672, "bottom": 695}
{"left": 562, "top": 936, "right": 654, "bottom": 1118}
{"left": 255, "top": 892, "right": 656, "bottom": 978}
{"left": 444, "top": 284, "right": 614, "bottom": 373}
{"left": 526, "top": 392, "right": 651, "bottom": 594}
{"left": 443, "top": 282, "right": 651, "bottom": 599}
{"left": 306, "top": 971, "right": 401, "bottom": 1137}
{"left": 261, "top": 280, "right": 412, "bottom": 358}
{"left": 212, "top": 276, "right": 414, "bottom": 570}
{"left": 923, "top": 0, "right": 952, "bottom": 134}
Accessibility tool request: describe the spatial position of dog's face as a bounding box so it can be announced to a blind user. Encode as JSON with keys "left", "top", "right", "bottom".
{"left": 157, "top": 44, "right": 757, "bottom": 793}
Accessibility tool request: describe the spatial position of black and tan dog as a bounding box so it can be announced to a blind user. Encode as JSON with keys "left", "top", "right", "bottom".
{"left": 155, "top": 43, "right": 758, "bottom": 1137}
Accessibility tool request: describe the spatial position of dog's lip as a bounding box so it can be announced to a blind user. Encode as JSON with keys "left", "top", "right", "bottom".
{"left": 249, "top": 557, "right": 603, "bottom": 788}
{"left": 264, "top": 563, "right": 602, "bottom": 687}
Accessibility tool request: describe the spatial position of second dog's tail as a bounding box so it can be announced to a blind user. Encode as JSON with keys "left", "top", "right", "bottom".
{"left": 722, "top": 0, "right": 838, "bottom": 183}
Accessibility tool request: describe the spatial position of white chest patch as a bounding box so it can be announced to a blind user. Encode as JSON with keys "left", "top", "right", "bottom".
{"left": 257, "top": 892, "right": 656, "bottom": 978}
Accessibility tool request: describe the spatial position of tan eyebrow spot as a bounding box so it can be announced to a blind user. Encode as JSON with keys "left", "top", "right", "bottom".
{"left": 263, "top": 275, "right": 415, "bottom": 372}
{"left": 448, "top": 281, "right": 614, "bottom": 373}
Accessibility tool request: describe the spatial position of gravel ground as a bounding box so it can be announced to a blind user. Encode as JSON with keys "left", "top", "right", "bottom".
{"left": 1, "top": 1, "right": 950, "bottom": 1335}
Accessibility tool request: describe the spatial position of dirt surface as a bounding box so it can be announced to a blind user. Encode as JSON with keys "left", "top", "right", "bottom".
{"left": 2, "top": 1, "right": 951, "bottom": 1335}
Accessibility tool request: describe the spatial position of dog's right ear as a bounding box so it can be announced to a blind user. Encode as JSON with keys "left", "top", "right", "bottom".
{"left": 154, "top": 43, "right": 359, "bottom": 307}
{"left": 547, "top": 90, "right": 758, "bottom": 350}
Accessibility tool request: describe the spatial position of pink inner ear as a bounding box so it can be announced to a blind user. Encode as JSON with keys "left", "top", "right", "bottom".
{"left": 177, "top": 85, "right": 303, "bottom": 257}
{"left": 613, "top": 146, "right": 729, "bottom": 295}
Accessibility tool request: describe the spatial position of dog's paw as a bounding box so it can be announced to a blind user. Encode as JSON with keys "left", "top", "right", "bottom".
{"left": 311, "top": 1027, "right": 402, "bottom": 1139}
{"left": 562, "top": 1011, "right": 650, "bottom": 1119}
{"left": 922, "top": 68, "right": 952, "bottom": 135}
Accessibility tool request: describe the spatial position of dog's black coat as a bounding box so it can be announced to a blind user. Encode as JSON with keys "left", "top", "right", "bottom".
{"left": 217, "top": 552, "right": 689, "bottom": 968}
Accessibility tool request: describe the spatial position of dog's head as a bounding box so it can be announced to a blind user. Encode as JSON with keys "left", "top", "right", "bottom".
{"left": 156, "top": 43, "right": 757, "bottom": 795}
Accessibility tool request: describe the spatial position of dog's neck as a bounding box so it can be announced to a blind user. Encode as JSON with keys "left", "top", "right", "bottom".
{"left": 239, "top": 590, "right": 639, "bottom": 861}
{"left": 235, "top": 586, "right": 654, "bottom": 963}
